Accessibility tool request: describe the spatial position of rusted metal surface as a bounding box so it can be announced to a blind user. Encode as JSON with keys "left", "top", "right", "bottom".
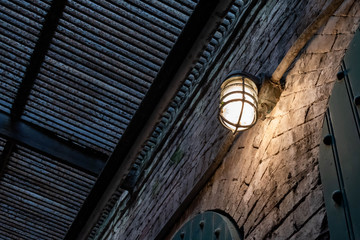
{"left": 10, "top": 0, "right": 65, "bottom": 121}
{"left": 88, "top": 1, "right": 246, "bottom": 238}
{"left": 0, "top": 145, "right": 96, "bottom": 240}
{"left": 72, "top": 0, "right": 245, "bottom": 239}
{"left": 0, "top": 0, "right": 50, "bottom": 114}
{"left": 21, "top": 0, "right": 195, "bottom": 155}
{"left": 131, "top": 0, "right": 245, "bottom": 190}
{"left": 0, "top": 0, "right": 237, "bottom": 239}
{"left": 0, "top": 112, "right": 106, "bottom": 175}
{"left": 88, "top": 187, "right": 128, "bottom": 239}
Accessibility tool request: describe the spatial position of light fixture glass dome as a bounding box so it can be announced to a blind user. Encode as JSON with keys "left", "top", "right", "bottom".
{"left": 219, "top": 72, "right": 259, "bottom": 132}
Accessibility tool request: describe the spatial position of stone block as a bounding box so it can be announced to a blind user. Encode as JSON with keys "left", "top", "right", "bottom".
{"left": 289, "top": 53, "right": 325, "bottom": 74}
{"left": 334, "top": 0, "right": 360, "bottom": 17}
{"left": 285, "top": 71, "right": 321, "bottom": 94}
{"left": 348, "top": 1, "right": 360, "bottom": 17}
{"left": 291, "top": 84, "right": 333, "bottom": 110}
{"left": 319, "top": 50, "right": 345, "bottom": 70}
{"left": 273, "top": 106, "right": 309, "bottom": 136}
{"left": 289, "top": 208, "right": 327, "bottom": 240}
{"left": 103, "top": 1, "right": 360, "bottom": 239}
{"left": 305, "top": 99, "right": 328, "bottom": 121}
{"left": 246, "top": 207, "right": 280, "bottom": 239}
{"left": 306, "top": 34, "right": 337, "bottom": 54}
{"left": 321, "top": 16, "right": 360, "bottom": 34}
{"left": 333, "top": 33, "right": 356, "bottom": 50}
{"left": 271, "top": 94, "right": 296, "bottom": 117}
{"left": 316, "top": 68, "right": 338, "bottom": 86}
{"left": 293, "top": 187, "right": 324, "bottom": 226}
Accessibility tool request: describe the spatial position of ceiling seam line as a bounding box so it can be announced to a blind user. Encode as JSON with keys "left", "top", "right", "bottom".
{"left": 10, "top": 0, "right": 68, "bottom": 121}
{"left": 64, "top": 0, "right": 236, "bottom": 238}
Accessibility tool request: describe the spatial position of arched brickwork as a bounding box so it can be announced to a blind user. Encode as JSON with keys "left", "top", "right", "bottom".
{"left": 100, "top": 1, "right": 360, "bottom": 239}
{"left": 167, "top": 2, "right": 360, "bottom": 239}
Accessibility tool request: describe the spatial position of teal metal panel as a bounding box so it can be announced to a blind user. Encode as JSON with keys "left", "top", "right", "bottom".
{"left": 344, "top": 28, "right": 360, "bottom": 111}
{"left": 191, "top": 213, "right": 203, "bottom": 240}
{"left": 172, "top": 227, "right": 181, "bottom": 240}
{"left": 171, "top": 211, "right": 242, "bottom": 240}
{"left": 329, "top": 74, "right": 360, "bottom": 238}
{"left": 319, "top": 113, "right": 350, "bottom": 240}
{"left": 344, "top": 28, "right": 360, "bottom": 136}
{"left": 202, "top": 211, "right": 214, "bottom": 240}
{"left": 214, "top": 212, "right": 226, "bottom": 240}
{"left": 319, "top": 28, "right": 360, "bottom": 239}
{"left": 183, "top": 216, "right": 192, "bottom": 240}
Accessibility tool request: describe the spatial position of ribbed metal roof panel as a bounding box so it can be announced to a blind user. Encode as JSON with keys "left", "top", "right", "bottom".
{"left": 88, "top": 187, "right": 128, "bottom": 239}
{"left": 135, "top": 0, "right": 246, "bottom": 177}
{"left": 22, "top": 0, "right": 196, "bottom": 155}
{"left": 0, "top": 0, "right": 51, "bottom": 114}
{"left": 89, "top": 1, "right": 246, "bottom": 238}
{"left": 0, "top": 145, "right": 96, "bottom": 240}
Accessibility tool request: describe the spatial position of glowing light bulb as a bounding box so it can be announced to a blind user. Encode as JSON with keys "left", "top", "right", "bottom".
{"left": 219, "top": 73, "right": 259, "bottom": 132}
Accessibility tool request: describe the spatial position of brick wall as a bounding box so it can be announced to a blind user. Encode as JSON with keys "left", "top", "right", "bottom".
{"left": 101, "top": 1, "right": 360, "bottom": 239}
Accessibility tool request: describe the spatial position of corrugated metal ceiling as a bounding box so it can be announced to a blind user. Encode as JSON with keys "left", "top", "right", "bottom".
{"left": 22, "top": 0, "right": 196, "bottom": 154}
{"left": 134, "top": 0, "right": 244, "bottom": 184}
{"left": 89, "top": 1, "right": 246, "bottom": 238}
{"left": 0, "top": 0, "right": 51, "bottom": 113}
{"left": 0, "top": 0, "right": 243, "bottom": 238}
{"left": 0, "top": 145, "right": 96, "bottom": 239}
{"left": 0, "top": 0, "right": 199, "bottom": 238}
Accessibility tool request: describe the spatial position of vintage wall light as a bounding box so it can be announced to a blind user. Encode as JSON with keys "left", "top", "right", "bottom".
{"left": 219, "top": 71, "right": 262, "bottom": 132}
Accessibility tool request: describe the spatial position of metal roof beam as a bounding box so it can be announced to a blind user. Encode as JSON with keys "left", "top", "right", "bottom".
{"left": 65, "top": 0, "right": 236, "bottom": 238}
{"left": 10, "top": 0, "right": 68, "bottom": 121}
{"left": 0, "top": 112, "right": 106, "bottom": 176}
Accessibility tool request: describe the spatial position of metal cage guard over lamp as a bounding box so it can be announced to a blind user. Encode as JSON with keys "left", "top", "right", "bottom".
{"left": 219, "top": 71, "right": 261, "bottom": 132}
